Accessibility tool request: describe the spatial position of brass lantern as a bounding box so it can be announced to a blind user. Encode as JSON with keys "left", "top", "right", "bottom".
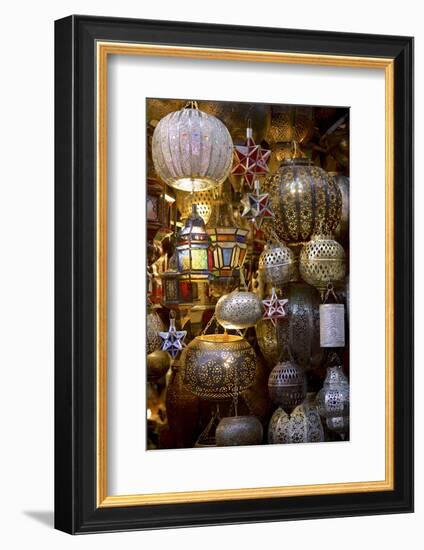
{"left": 216, "top": 415, "right": 263, "bottom": 446}
{"left": 299, "top": 235, "right": 346, "bottom": 297}
{"left": 263, "top": 158, "right": 342, "bottom": 245}
{"left": 259, "top": 241, "right": 295, "bottom": 287}
{"left": 182, "top": 334, "right": 257, "bottom": 401}
{"left": 152, "top": 105, "right": 233, "bottom": 192}
{"left": 147, "top": 307, "right": 164, "bottom": 355}
{"left": 215, "top": 290, "right": 263, "bottom": 330}
{"left": 175, "top": 205, "right": 211, "bottom": 282}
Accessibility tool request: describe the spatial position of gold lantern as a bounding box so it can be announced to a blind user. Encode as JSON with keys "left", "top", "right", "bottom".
{"left": 263, "top": 158, "right": 342, "bottom": 245}
{"left": 299, "top": 235, "right": 346, "bottom": 297}
{"left": 182, "top": 334, "right": 257, "bottom": 401}
{"left": 268, "top": 106, "right": 314, "bottom": 145}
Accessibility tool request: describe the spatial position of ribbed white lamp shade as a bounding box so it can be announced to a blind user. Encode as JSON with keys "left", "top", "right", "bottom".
{"left": 152, "top": 107, "right": 233, "bottom": 192}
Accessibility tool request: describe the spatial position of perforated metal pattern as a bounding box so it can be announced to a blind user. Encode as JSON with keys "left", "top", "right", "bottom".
{"left": 268, "top": 360, "right": 306, "bottom": 413}
{"left": 299, "top": 235, "right": 346, "bottom": 293}
{"left": 215, "top": 290, "right": 263, "bottom": 330}
{"left": 258, "top": 241, "right": 295, "bottom": 287}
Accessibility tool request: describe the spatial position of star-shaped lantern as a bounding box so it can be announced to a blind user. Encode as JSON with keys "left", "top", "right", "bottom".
{"left": 241, "top": 179, "right": 274, "bottom": 228}
{"left": 262, "top": 287, "right": 288, "bottom": 326}
{"left": 232, "top": 126, "right": 271, "bottom": 188}
{"left": 159, "top": 314, "right": 187, "bottom": 359}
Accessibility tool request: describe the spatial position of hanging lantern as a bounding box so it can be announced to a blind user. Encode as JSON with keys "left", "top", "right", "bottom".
{"left": 268, "top": 393, "right": 324, "bottom": 444}
{"left": 215, "top": 290, "right": 263, "bottom": 330}
{"left": 255, "top": 318, "right": 285, "bottom": 364}
{"left": 259, "top": 241, "right": 295, "bottom": 287}
{"left": 326, "top": 415, "right": 349, "bottom": 439}
{"left": 268, "top": 359, "right": 306, "bottom": 413}
{"left": 152, "top": 105, "right": 233, "bottom": 192}
{"left": 267, "top": 106, "right": 314, "bottom": 146}
{"left": 263, "top": 158, "right": 342, "bottom": 245}
{"left": 182, "top": 334, "right": 257, "bottom": 401}
{"left": 279, "top": 282, "right": 324, "bottom": 370}
{"left": 299, "top": 235, "right": 346, "bottom": 297}
{"left": 316, "top": 360, "right": 350, "bottom": 423}
{"left": 147, "top": 307, "right": 164, "bottom": 355}
{"left": 206, "top": 199, "right": 248, "bottom": 283}
{"left": 175, "top": 204, "right": 211, "bottom": 282}
{"left": 216, "top": 415, "right": 263, "bottom": 446}
{"left": 320, "top": 303, "right": 345, "bottom": 347}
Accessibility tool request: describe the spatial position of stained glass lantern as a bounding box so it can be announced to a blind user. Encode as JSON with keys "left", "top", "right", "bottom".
{"left": 207, "top": 199, "right": 248, "bottom": 283}
{"left": 152, "top": 104, "right": 233, "bottom": 192}
{"left": 175, "top": 204, "right": 211, "bottom": 282}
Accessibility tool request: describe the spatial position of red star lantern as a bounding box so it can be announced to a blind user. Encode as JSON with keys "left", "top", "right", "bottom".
{"left": 232, "top": 127, "right": 271, "bottom": 188}
{"left": 262, "top": 287, "right": 288, "bottom": 326}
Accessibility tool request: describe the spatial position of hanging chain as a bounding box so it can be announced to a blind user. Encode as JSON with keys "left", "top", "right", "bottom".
{"left": 201, "top": 313, "right": 217, "bottom": 335}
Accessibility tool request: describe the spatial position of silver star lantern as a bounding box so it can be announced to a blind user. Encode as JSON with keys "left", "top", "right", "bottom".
{"left": 262, "top": 287, "right": 288, "bottom": 326}
{"left": 159, "top": 314, "right": 187, "bottom": 359}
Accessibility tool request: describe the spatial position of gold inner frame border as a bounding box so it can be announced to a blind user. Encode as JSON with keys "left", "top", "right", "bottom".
{"left": 96, "top": 41, "right": 394, "bottom": 508}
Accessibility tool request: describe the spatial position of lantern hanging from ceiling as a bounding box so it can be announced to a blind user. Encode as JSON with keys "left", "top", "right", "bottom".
{"left": 263, "top": 158, "right": 342, "bottom": 244}
{"left": 259, "top": 240, "right": 296, "bottom": 287}
{"left": 152, "top": 105, "right": 233, "bottom": 192}
{"left": 215, "top": 290, "right": 263, "bottom": 330}
{"left": 175, "top": 205, "right": 211, "bottom": 282}
{"left": 268, "top": 359, "right": 307, "bottom": 414}
{"left": 216, "top": 415, "right": 263, "bottom": 447}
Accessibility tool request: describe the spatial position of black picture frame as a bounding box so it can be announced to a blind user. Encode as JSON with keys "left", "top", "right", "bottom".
{"left": 55, "top": 15, "right": 414, "bottom": 534}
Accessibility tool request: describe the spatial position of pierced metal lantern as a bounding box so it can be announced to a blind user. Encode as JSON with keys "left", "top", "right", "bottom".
{"left": 255, "top": 318, "right": 285, "bottom": 364}
{"left": 268, "top": 360, "right": 307, "bottom": 414}
{"left": 207, "top": 200, "right": 248, "bottom": 282}
{"left": 175, "top": 205, "right": 211, "bottom": 282}
{"left": 268, "top": 106, "right": 314, "bottom": 145}
{"left": 215, "top": 290, "right": 263, "bottom": 330}
{"left": 299, "top": 235, "right": 346, "bottom": 296}
{"left": 268, "top": 393, "right": 324, "bottom": 444}
{"left": 216, "top": 416, "right": 263, "bottom": 447}
{"left": 259, "top": 241, "right": 295, "bottom": 287}
{"left": 263, "top": 159, "right": 342, "bottom": 244}
{"left": 147, "top": 350, "right": 171, "bottom": 382}
{"left": 316, "top": 364, "right": 350, "bottom": 419}
{"left": 175, "top": 185, "right": 222, "bottom": 224}
{"left": 326, "top": 415, "right": 349, "bottom": 439}
{"left": 330, "top": 174, "right": 350, "bottom": 244}
{"left": 182, "top": 334, "right": 257, "bottom": 401}
{"left": 320, "top": 303, "right": 345, "bottom": 347}
{"left": 152, "top": 106, "right": 233, "bottom": 192}
{"left": 147, "top": 308, "right": 164, "bottom": 355}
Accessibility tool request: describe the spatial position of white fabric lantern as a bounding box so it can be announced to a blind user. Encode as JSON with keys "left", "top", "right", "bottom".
{"left": 152, "top": 107, "right": 233, "bottom": 192}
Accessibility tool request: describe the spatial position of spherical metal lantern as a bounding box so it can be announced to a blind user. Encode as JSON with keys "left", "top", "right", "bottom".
{"left": 316, "top": 365, "right": 350, "bottom": 419}
{"left": 215, "top": 290, "right": 263, "bottom": 330}
{"left": 147, "top": 350, "right": 171, "bottom": 382}
{"left": 263, "top": 159, "right": 342, "bottom": 244}
{"left": 216, "top": 416, "right": 263, "bottom": 446}
{"left": 152, "top": 107, "right": 233, "bottom": 192}
{"left": 279, "top": 282, "right": 324, "bottom": 370}
{"left": 268, "top": 394, "right": 324, "bottom": 444}
{"left": 259, "top": 241, "right": 296, "bottom": 287}
{"left": 299, "top": 235, "right": 346, "bottom": 296}
{"left": 182, "top": 334, "right": 257, "bottom": 401}
{"left": 268, "top": 360, "right": 307, "bottom": 413}
{"left": 147, "top": 309, "right": 165, "bottom": 354}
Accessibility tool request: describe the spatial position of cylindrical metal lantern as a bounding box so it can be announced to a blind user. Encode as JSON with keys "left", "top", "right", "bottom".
{"left": 320, "top": 303, "right": 345, "bottom": 347}
{"left": 182, "top": 334, "right": 257, "bottom": 401}
{"left": 216, "top": 416, "right": 263, "bottom": 446}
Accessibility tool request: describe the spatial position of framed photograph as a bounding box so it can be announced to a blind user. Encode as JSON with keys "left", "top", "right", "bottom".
{"left": 54, "top": 15, "right": 413, "bottom": 534}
